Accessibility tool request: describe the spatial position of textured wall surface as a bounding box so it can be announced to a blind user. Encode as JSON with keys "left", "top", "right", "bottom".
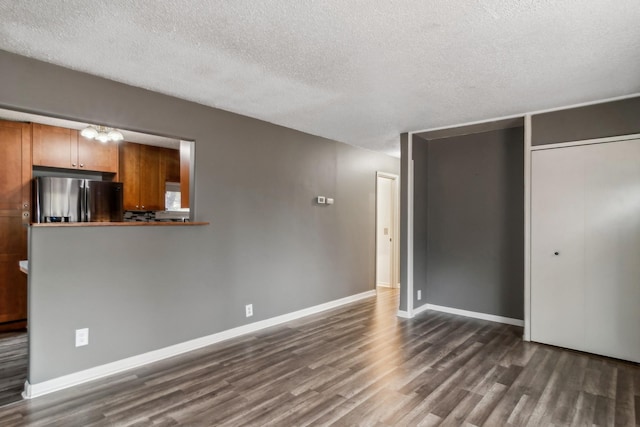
{"left": 1, "top": 2, "right": 639, "bottom": 154}
{"left": 0, "top": 51, "right": 398, "bottom": 384}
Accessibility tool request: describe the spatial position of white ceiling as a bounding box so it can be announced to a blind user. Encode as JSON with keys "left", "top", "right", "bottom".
{"left": 0, "top": 1, "right": 639, "bottom": 157}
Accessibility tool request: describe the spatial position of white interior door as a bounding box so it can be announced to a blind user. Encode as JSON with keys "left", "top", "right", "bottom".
{"left": 531, "top": 138, "right": 640, "bottom": 362}
{"left": 376, "top": 175, "right": 394, "bottom": 287}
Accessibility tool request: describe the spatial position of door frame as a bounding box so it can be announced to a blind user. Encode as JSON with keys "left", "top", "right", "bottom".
{"left": 376, "top": 172, "right": 399, "bottom": 288}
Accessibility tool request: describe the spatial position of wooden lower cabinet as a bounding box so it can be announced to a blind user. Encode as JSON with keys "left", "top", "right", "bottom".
{"left": 0, "top": 120, "right": 30, "bottom": 326}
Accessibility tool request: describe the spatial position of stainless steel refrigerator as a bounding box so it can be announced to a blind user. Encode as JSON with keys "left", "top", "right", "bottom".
{"left": 34, "top": 177, "right": 124, "bottom": 223}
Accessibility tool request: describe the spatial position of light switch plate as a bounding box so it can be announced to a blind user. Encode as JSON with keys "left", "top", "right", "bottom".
{"left": 317, "top": 196, "right": 326, "bottom": 204}
{"left": 326, "top": 198, "right": 334, "bottom": 205}
{"left": 75, "top": 328, "right": 89, "bottom": 347}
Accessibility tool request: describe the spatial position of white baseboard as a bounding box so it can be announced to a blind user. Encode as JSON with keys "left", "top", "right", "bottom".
{"left": 23, "top": 289, "right": 377, "bottom": 400}
{"left": 413, "top": 303, "right": 429, "bottom": 316}
{"left": 396, "top": 310, "right": 411, "bottom": 318}
{"left": 376, "top": 282, "right": 392, "bottom": 288}
{"left": 397, "top": 303, "right": 523, "bottom": 327}
{"left": 424, "top": 303, "right": 524, "bottom": 326}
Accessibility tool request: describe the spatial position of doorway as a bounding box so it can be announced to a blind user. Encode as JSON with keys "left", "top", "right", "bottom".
{"left": 376, "top": 172, "right": 399, "bottom": 288}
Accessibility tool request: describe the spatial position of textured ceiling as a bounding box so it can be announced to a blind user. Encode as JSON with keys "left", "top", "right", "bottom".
{"left": 0, "top": 1, "right": 639, "bottom": 156}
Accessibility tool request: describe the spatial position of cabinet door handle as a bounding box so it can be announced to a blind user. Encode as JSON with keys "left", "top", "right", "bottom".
{"left": 80, "top": 163, "right": 84, "bottom": 168}
{"left": 141, "top": 206, "right": 145, "bottom": 209}
{"left": 72, "top": 163, "right": 77, "bottom": 167}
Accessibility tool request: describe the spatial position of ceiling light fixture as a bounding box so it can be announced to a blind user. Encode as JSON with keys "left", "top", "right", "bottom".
{"left": 80, "top": 125, "right": 124, "bottom": 143}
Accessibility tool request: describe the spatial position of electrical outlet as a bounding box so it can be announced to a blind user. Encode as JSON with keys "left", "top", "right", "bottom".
{"left": 417, "top": 290, "right": 422, "bottom": 301}
{"left": 75, "top": 328, "right": 89, "bottom": 347}
{"left": 245, "top": 304, "right": 253, "bottom": 317}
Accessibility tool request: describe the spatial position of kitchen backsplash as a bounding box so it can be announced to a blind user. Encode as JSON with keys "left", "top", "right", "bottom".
{"left": 123, "top": 210, "right": 157, "bottom": 222}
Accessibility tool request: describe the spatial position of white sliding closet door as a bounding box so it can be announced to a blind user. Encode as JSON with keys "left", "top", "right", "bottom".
{"left": 582, "top": 141, "right": 640, "bottom": 362}
{"left": 531, "top": 138, "right": 640, "bottom": 363}
{"left": 531, "top": 147, "right": 585, "bottom": 351}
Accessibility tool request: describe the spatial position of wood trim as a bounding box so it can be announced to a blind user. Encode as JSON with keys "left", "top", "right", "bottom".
{"left": 415, "top": 117, "right": 524, "bottom": 141}
{"left": 406, "top": 93, "right": 640, "bottom": 135}
{"left": 397, "top": 302, "right": 429, "bottom": 318}
{"left": 424, "top": 303, "right": 525, "bottom": 326}
{"left": 524, "top": 114, "right": 532, "bottom": 341}
{"left": 0, "top": 320, "right": 27, "bottom": 333}
{"left": 406, "top": 135, "right": 414, "bottom": 317}
{"left": 375, "top": 171, "right": 400, "bottom": 291}
{"left": 70, "top": 129, "right": 78, "bottom": 168}
{"left": 529, "top": 132, "right": 640, "bottom": 151}
{"left": 21, "top": 123, "right": 31, "bottom": 224}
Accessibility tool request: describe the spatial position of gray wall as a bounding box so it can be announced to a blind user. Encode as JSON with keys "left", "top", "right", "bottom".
{"left": 399, "top": 133, "right": 409, "bottom": 311}
{"left": 401, "top": 96, "right": 640, "bottom": 322}
{"left": 412, "top": 138, "right": 429, "bottom": 309}
{"left": 0, "top": 50, "right": 399, "bottom": 384}
{"left": 532, "top": 96, "right": 640, "bottom": 146}
{"left": 413, "top": 128, "right": 524, "bottom": 319}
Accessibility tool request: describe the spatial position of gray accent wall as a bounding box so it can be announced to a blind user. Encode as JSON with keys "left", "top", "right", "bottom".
{"left": 399, "top": 133, "right": 409, "bottom": 311}
{"left": 532, "top": 96, "right": 640, "bottom": 146}
{"left": 0, "top": 50, "right": 399, "bottom": 384}
{"left": 401, "top": 97, "right": 640, "bottom": 323}
{"left": 413, "top": 128, "right": 524, "bottom": 319}
{"left": 412, "top": 138, "right": 429, "bottom": 310}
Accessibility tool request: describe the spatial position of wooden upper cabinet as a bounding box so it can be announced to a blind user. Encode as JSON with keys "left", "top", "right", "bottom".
{"left": 139, "top": 145, "right": 163, "bottom": 211}
{"left": 78, "top": 137, "right": 119, "bottom": 172}
{"left": 32, "top": 124, "right": 76, "bottom": 169}
{"left": 162, "top": 147, "right": 181, "bottom": 183}
{"left": 119, "top": 142, "right": 141, "bottom": 210}
{"left": 119, "top": 142, "right": 179, "bottom": 211}
{"left": 32, "top": 123, "right": 118, "bottom": 173}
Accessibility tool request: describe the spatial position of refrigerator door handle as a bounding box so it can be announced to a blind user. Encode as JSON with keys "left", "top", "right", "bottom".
{"left": 83, "top": 180, "right": 90, "bottom": 222}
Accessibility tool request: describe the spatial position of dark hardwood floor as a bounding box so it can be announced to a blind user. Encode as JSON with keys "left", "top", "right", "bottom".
{"left": 0, "top": 332, "right": 27, "bottom": 408}
{"left": 0, "top": 288, "right": 637, "bottom": 426}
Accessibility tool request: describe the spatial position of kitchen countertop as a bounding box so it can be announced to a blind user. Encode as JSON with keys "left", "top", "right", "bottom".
{"left": 31, "top": 222, "right": 209, "bottom": 227}
{"left": 19, "top": 260, "right": 28, "bottom": 274}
